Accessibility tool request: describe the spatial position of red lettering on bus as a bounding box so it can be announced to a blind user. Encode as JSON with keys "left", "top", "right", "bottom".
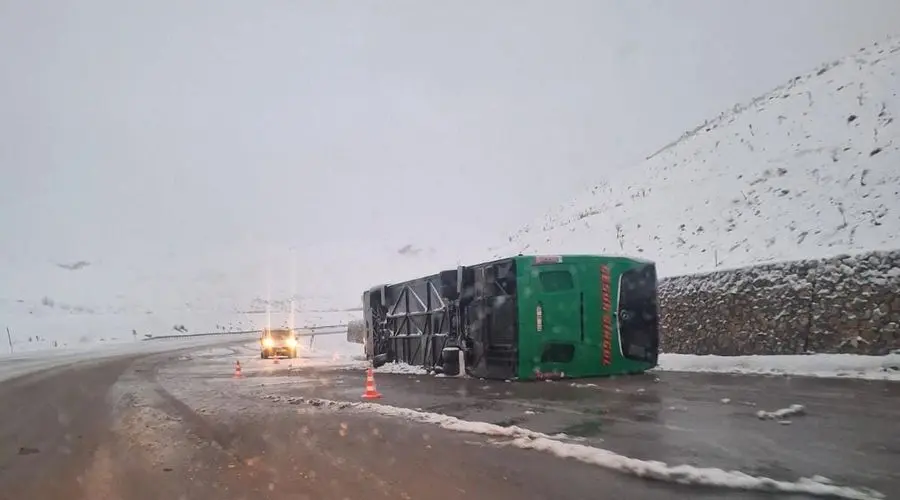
{"left": 600, "top": 265, "right": 613, "bottom": 366}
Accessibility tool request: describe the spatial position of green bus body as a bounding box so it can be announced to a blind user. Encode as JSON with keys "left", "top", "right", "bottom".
{"left": 514, "top": 255, "right": 658, "bottom": 380}
{"left": 361, "top": 254, "right": 659, "bottom": 380}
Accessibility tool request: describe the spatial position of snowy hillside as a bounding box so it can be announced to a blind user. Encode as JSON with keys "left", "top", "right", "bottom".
{"left": 492, "top": 36, "right": 900, "bottom": 277}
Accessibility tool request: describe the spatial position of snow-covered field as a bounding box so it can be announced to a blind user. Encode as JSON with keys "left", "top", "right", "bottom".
{"left": 0, "top": 313, "right": 364, "bottom": 383}
{"left": 0, "top": 333, "right": 259, "bottom": 383}
{"left": 0, "top": 308, "right": 360, "bottom": 354}
{"left": 491, "top": 36, "right": 900, "bottom": 278}
{"left": 0, "top": 241, "right": 461, "bottom": 338}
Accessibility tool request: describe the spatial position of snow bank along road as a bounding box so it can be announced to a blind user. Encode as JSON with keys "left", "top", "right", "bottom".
{"left": 1, "top": 341, "right": 897, "bottom": 500}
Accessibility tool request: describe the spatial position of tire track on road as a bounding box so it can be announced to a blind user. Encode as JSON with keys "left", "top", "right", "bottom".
{"left": 143, "top": 355, "right": 243, "bottom": 460}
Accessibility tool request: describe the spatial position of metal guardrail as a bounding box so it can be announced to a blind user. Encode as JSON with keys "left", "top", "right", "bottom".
{"left": 142, "top": 324, "right": 348, "bottom": 341}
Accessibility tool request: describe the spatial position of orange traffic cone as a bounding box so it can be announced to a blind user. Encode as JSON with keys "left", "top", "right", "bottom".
{"left": 234, "top": 360, "right": 242, "bottom": 378}
{"left": 361, "top": 367, "right": 382, "bottom": 400}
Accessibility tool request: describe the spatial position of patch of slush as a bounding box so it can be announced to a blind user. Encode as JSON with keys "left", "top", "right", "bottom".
{"left": 336, "top": 361, "right": 431, "bottom": 375}
{"left": 655, "top": 353, "right": 900, "bottom": 381}
{"left": 298, "top": 350, "right": 364, "bottom": 369}
{"left": 263, "top": 395, "right": 883, "bottom": 500}
{"left": 757, "top": 404, "right": 806, "bottom": 420}
{"left": 251, "top": 376, "right": 324, "bottom": 388}
{"left": 374, "top": 362, "right": 429, "bottom": 375}
{"left": 194, "top": 347, "right": 236, "bottom": 357}
{"left": 510, "top": 437, "right": 879, "bottom": 500}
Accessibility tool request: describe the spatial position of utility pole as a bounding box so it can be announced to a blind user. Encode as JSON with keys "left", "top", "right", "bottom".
{"left": 6, "top": 327, "right": 13, "bottom": 353}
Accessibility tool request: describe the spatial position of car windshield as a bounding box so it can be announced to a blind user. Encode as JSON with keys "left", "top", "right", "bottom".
{"left": 265, "top": 330, "right": 292, "bottom": 339}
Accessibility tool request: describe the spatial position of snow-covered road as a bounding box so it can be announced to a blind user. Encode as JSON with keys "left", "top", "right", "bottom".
{"left": 2, "top": 338, "right": 897, "bottom": 499}
{"left": 165, "top": 343, "right": 898, "bottom": 499}
{"left": 0, "top": 334, "right": 262, "bottom": 383}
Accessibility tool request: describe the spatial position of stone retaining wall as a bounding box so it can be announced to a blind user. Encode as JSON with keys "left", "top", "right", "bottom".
{"left": 659, "top": 250, "right": 900, "bottom": 355}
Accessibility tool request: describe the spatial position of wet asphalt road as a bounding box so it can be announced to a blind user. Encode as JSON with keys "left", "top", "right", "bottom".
{"left": 287, "top": 366, "right": 900, "bottom": 495}
{"left": 0, "top": 342, "right": 897, "bottom": 500}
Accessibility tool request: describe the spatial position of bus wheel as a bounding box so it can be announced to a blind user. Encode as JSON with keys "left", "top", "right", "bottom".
{"left": 372, "top": 353, "right": 389, "bottom": 368}
{"left": 442, "top": 347, "right": 460, "bottom": 376}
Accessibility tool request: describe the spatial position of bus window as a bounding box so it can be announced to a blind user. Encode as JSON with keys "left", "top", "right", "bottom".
{"left": 541, "top": 342, "right": 575, "bottom": 363}
{"left": 539, "top": 270, "right": 574, "bottom": 292}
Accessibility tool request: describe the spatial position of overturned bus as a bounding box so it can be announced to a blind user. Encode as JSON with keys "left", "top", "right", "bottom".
{"left": 359, "top": 254, "right": 659, "bottom": 380}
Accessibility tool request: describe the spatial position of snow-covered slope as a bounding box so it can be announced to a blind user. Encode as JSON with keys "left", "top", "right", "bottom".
{"left": 492, "top": 37, "right": 900, "bottom": 277}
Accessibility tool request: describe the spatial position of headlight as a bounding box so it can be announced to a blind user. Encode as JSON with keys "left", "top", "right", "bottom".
{"left": 286, "top": 338, "right": 298, "bottom": 347}
{"left": 263, "top": 338, "right": 274, "bottom": 347}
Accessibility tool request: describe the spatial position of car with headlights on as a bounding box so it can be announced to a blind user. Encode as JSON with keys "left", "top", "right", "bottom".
{"left": 259, "top": 328, "right": 298, "bottom": 359}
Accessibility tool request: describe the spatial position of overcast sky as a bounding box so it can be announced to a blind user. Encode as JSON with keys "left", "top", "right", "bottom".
{"left": 2, "top": 0, "right": 899, "bottom": 279}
